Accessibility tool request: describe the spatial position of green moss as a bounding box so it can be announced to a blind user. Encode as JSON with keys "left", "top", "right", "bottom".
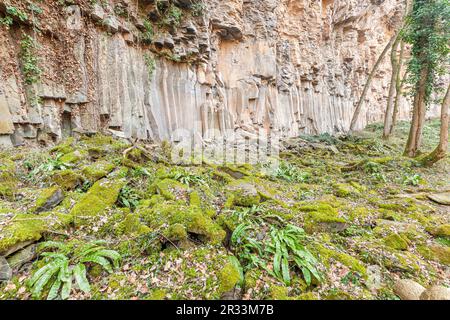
{"left": 189, "top": 190, "right": 201, "bottom": 207}
{"left": 218, "top": 164, "right": 252, "bottom": 179}
{"left": 50, "top": 137, "right": 74, "bottom": 155}
{"left": 150, "top": 178, "right": 187, "bottom": 200}
{"left": 311, "top": 243, "right": 366, "bottom": 277}
{"left": 325, "top": 289, "right": 353, "bottom": 300}
{"left": 334, "top": 183, "right": 360, "bottom": 198}
{"left": 226, "top": 180, "right": 260, "bottom": 207}
{"left": 427, "top": 224, "right": 450, "bottom": 238}
{"left": 82, "top": 161, "right": 115, "bottom": 182}
{"left": 147, "top": 289, "right": 167, "bottom": 300}
{"left": 218, "top": 261, "right": 241, "bottom": 295}
{"left": 33, "top": 186, "right": 63, "bottom": 212}
{"left": 51, "top": 169, "right": 85, "bottom": 190}
{"left": 212, "top": 170, "right": 234, "bottom": 183}
{"left": 297, "top": 292, "right": 319, "bottom": 300}
{"left": 384, "top": 233, "right": 410, "bottom": 250}
{"left": 70, "top": 178, "right": 125, "bottom": 225}
{"left": 270, "top": 285, "right": 289, "bottom": 300}
{"left": 115, "top": 213, "right": 151, "bottom": 236}
{"left": 138, "top": 201, "right": 225, "bottom": 244}
{"left": 0, "top": 159, "right": 18, "bottom": 199}
{"left": 244, "top": 269, "right": 262, "bottom": 290}
{"left": 0, "top": 211, "right": 72, "bottom": 254}
{"left": 164, "top": 223, "right": 188, "bottom": 241}
{"left": 60, "top": 149, "right": 88, "bottom": 164}
{"left": 299, "top": 203, "right": 346, "bottom": 233}
{"left": 380, "top": 209, "right": 402, "bottom": 221}
{"left": 419, "top": 245, "right": 450, "bottom": 265}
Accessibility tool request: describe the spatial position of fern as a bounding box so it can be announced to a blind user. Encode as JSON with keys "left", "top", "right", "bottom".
{"left": 267, "top": 225, "right": 322, "bottom": 286}
{"left": 231, "top": 220, "right": 322, "bottom": 286}
{"left": 29, "top": 240, "right": 121, "bottom": 300}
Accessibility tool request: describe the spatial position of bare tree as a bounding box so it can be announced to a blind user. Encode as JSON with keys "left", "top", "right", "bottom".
{"left": 389, "top": 41, "right": 407, "bottom": 135}
{"left": 383, "top": 0, "right": 411, "bottom": 139}
{"left": 349, "top": 34, "right": 398, "bottom": 132}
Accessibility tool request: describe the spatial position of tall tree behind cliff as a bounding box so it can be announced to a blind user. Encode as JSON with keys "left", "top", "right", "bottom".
{"left": 402, "top": 0, "right": 449, "bottom": 157}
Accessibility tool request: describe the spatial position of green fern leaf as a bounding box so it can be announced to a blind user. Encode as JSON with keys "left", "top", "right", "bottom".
{"left": 81, "top": 255, "right": 113, "bottom": 273}
{"left": 61, "top": 275, "right": 73, "bottom": 300}
{"left": 47, "top": 278, "right": 62, "bottom": 300}
{"left": 73, "top": 263, "right": 91, "bottom": 293}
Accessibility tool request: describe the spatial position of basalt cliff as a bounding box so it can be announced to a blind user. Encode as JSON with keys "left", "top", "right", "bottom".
{"left": 0, "top": 0, "right": 438, "bottom": 146}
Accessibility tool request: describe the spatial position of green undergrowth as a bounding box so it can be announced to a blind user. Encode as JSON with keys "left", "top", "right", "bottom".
{"left": 0, "top": 119, "right": 449, "bottom": 300}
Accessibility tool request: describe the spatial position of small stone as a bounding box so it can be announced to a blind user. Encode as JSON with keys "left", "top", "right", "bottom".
{"left": 35, "top": 187, "right": 64, "bottom": 213}
{"left": 394, "top": 279, "right": 425, "bottom": 300}
{"left": 7, "top": 244, "right": 37, "bottom": 269}
{"left": 420, "top": 286, "right": 450, "bottom": 300}
{"left": 0, "top": 256, "right": 12, "bottom": 281}
{"left": 366, "top": 265, "right": 383, "bottom": 291}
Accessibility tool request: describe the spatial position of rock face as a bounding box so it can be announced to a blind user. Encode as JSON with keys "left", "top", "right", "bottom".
{"left": 0, "top": 0, "right": 441, "bottom": 146}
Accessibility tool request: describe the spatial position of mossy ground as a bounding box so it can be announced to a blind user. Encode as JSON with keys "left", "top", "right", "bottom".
{"left": 0, "top": 120, "right": 449, "bottom": 300}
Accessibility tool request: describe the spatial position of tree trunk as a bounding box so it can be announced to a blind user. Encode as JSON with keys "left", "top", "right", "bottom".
{"left": 384, "top": 0, "right": 411, "bottom": 138}
{"left": 404, "top": 66, "right": 429, "bottom": 157}
{"left": 349, "top": 34, "right": 398, "bottom": 132}
{"left": 383, "top": 34, "right": 402, "bottom": 139}
{"left": 419, "top": 84, "right": 450, "bottom": 166}
{"left": 389, "top": 40, "right": 406, "bottom": 135}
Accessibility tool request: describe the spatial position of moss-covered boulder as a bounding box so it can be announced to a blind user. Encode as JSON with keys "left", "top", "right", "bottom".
{"left": 310, "top": 243, "right": 366, "bottom": 277}
{"left": 333, "top": 183, "right": 361, "bottom": 198}
{"left": 218, "top": 259, "right": 241, "bottom": 296}
{"left": 114, "top": 213, "right": 151, "bottom": 236}
{"left": 50, "top": 137, "right": 75, "bottom": 155}
{"left": 419, "top": 245, "right": 450, "bottom": 266}
{"left": 299, "top": 203, "right": 347, "bottom": 233}
{"left": 150, "top": 178, "right": 188, "bottom": 201}
{"left": 70, "top": 178, "right": 126, "bottom": 225}
{"left": 51, "top": 169, "right": 85, "bottom": 190}
{"left": 138, "top": 201, "right": 225, "bottom": 244}
{"left": 426, "top": 224, "right": 450, "bottom": 239}
{"left": 82, "top": 161, "right": 115, "bottom": 182}
{"left": 60, "top": 149, "right": 88, "bottom": 164}
{"left": 384, "top": 233, "right": 411, "bottom": 251}
{"left": 226, "top": 180, "right": 260, "bottom": 207}
{"left": 0, "top": 210, "right": 72, "bottom": 255}
{"left": 33, "top": 187, "right": 64, "bottom": 213}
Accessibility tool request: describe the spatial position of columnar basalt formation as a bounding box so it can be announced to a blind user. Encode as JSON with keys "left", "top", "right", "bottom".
{"left": 0, "top": 0, "right": 440, "bottom": 147}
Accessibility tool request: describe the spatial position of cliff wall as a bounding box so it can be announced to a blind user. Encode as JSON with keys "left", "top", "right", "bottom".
{"left": 0, "top": 0, "right": 439, "bottom": 146}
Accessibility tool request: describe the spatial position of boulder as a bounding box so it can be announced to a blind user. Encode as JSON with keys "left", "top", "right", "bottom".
{"left": 428, "top": 192, "right": 450, "bottom": 205}
{"left": 393, "top": 279, "right": 425, "bottom": 300}
{"left": 227, "top": 181, "right": 260, "bottom": 207}
{"left": 366, "top": 265, "right": 383, "bottom": 291}
{"left": 6, "top": 244, "right": 37, "bottom": 269}
{"left": 34, "top": 187, "right": 64, "bottom": 213}
{"left": 420, "top": 286, "right": 450, "bottom": 300}
{"left": 0, "top": 256, "right": 12, "bottom": 281}
{"left": 70, "top": 178, "right": 126, "bottom": 225}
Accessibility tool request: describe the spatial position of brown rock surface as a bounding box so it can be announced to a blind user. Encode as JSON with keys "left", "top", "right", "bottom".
{"left": 0, "top": 0, "right": 441, "bottom": 145}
